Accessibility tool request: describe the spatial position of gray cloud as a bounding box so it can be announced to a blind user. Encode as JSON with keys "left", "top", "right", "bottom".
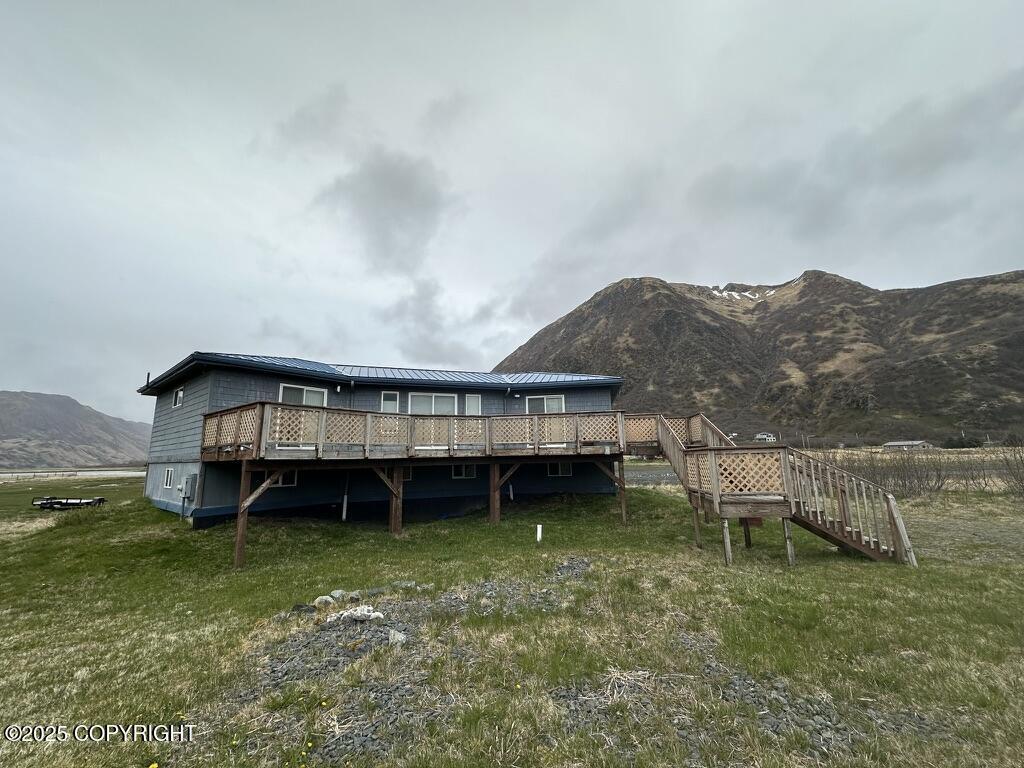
{"left": 274, "top": 82, "right": 367, "bottom": 155}
{"left": 689, "top": 67, "right": 1024, "bottom": 240}
{"left": 1, "top": 2, "right": 1022, "bottom": 421}
{"left": 377, "top": 278, "right": 481, "bottom": 368}
{"left": 313, "top": 147, "right": 450, "bottom": 271}
{"left": 419, "top": 90, "right": 477, "bottom": 145}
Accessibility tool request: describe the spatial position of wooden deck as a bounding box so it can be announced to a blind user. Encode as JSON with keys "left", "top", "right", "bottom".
{"left": 203, "top": 403, "right": 916, "bottom": 570}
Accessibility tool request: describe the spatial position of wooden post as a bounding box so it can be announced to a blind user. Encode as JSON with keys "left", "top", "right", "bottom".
{"left": 489, "top": 461, "right": 501, "bottom": 524}
{"left": 692, "top": 504, "right": 703, "bottom": 549}
{"left": 389, "top": 465, "right": 404, "bottom": 536}
{"left": 721, "top": 518, "right": 733, "bottom": 566}
{"left": 233, "top": 461, "right": 251, "bottom": 569}
{"left": 616, "top": 459, "right": 628, "bottom": 524}
{"left": 742, "top": 518, "right": 752, "bottom": 549}
{"left": 782, "top": 518, "right": 796, "bottom": 566}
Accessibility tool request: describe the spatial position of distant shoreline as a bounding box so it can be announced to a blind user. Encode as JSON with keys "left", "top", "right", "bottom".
{"left": 0, "top": 467, "right": 146, "bottom": 481}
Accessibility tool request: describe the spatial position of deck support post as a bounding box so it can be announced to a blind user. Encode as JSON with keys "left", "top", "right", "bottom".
{"left": 721, "top": 518, "right": 733, "bottom": 566}
{"left": 782, "top": 518, "right": 796, "bottom": 566}
{"left": 234, "top": 461, "right": 251, "bottom": 569}
{"left": 489, "top": 462, "right": 501, "bottom": 524}
{"left": 742, "top": 518, "right": 752, "bottom": 549}
{"left": 389, "top": 466, "right": 404, "bottom": 536}
{"left": 616, "top": 459, "right": 628, "bottom": 524}
{"left": 692, "top": 504, "right": 703, "bottom": 549}
{"left": 233, "top": 462, "right": 282, "bottom": 569}
{"left": 593, "top": 460, "right": 628, "bottom": 523}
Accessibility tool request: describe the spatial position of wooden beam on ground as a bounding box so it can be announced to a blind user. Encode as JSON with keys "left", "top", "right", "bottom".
{"left": 388, "top": 465, "right": 404, "bottom": 536}
{"left": 489, "top": 462, "right": 501, "bottom": 524}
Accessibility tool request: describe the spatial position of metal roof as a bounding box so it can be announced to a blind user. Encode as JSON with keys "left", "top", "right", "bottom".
{"left": 139, "top": 352, "right": 623, "bottom": 395}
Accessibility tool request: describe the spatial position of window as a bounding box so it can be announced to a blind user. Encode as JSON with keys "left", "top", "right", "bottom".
{"left": 526, "top": 394, "right": 565, "bottom": 414}
{"left": 279, "top": 383, "right": 327, "bottom": 407}
{"left": 172, "top": 387, "right": 184, "bottom": 408}
{"left": 547, "top": 462, "right": 573, "bottom": 477}
{"left": 401, "top": 466, "right": 413, "bottom": 481}
{"left": 381, "top": 391, "right": 399, "bottom": 413}
{"left": 452, "top": 464, "right": 477, "bottom": 480}
{"left": 251, "top": 469, "right": 298, "bottom": 489}
{"left": 163, "top": 467, "right": 174, "bottom": 488}
{"left": 464, "top": 394, "right": 482, "bottom": 416}
{"left": 408, "top": 392, "right": 457, "bottom": 415}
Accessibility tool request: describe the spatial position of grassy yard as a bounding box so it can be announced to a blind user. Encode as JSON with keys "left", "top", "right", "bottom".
{"left": 0, "top": 477, "right": 1022, "bottom": 767}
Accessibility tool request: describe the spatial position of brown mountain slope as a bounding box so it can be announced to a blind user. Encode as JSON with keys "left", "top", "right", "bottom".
{"left": 494, "top": 270, "right": 1024, "bottom": 442}
{"left": 0, "top": 391, "right": 151, "bottom": 469}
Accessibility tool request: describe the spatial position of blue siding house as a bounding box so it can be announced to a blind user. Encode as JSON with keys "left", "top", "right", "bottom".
{"left": 139, "top": 352, "right": 626, "bottom": 530}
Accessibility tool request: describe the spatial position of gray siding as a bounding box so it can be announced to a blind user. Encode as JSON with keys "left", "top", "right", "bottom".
{"left": 147, "top": 373, "right": 212, "bottom": 462}
{"left": 145, "top": 461, "right": 202, "bottom": 514}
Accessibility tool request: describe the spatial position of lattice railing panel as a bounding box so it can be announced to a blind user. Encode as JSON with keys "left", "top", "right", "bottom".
{"left": 492, "top": 417, "right": 533, "bottom": 444}
{"left": 625, "top": 416, "right": 657, "bottom": 443}
{"left": 454, "top": 418, "right": 485, "bottom": 446}
{"left": 697, "top": 452, "right": 712, "bottom": 488}
{"left": 202, "top": 416, "right": 219, "bottom": 448}
{"left": 687, "top": 455, "right": 700, "bottom": 488}
{"left": 578, "top": 413, "right": 619, "bottom": 442}
{"left": 217, "top": 411, "right": 239, "bottom": 445}
{"left": 237, "top": 406, "right": 258, "bottom": 444}
{"left": 270, "top": 407, "right": 319, "bottom": 444}
{"left": 371, "top": 414, "right": 409, "bottom": 445}
{"left": 412, "top": 417, "right": 449, "bottom": 446}
{"left": 324, "top": 411, "right": 365, "bottom": 444}
{"left": 688, "top": 415, "right": 705, "bottom": 443}
{"left": 539, "top": 414, "right": 575, "bottom": 444}
{"left": 665, "top": 418, "right": 689, "bottom": 443}
{"left": 717, "top": 451, "right": 784, "bottom": 493}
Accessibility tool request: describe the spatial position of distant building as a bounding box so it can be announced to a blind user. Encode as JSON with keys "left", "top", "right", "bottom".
{"left": 882, "top": 440, "right": 935, "bottom": 451}
{"left": 753, "top": 431, "right": 777, "bottom": 443}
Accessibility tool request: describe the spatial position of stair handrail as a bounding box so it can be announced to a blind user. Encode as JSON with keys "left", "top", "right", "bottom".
{"left": 786, "top": 447, "right": 917, "bottom": 566}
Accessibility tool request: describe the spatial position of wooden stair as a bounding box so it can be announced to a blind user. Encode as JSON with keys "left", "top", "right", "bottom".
{"left": 645, "top": 413, "right": 917, "bottom": 567}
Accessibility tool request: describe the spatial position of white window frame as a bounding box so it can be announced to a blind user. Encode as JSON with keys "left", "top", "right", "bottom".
{"left": 171, "top": 387, "right": 184, "bottom": 409}
{"left": 401, "top": 466, "right": 413, "bottom": 482}
{"left": 547, "top": 462, "right": 573, "bottom": 477}
{"left": 380, "top": 391, "right": 400, "bottom": 413}
{"left": 163, "top": 467, "right": 174, "bottom": 488}
{"left": 252, "top": 469, "right": 298, "bottom": 489}
{"left": 526, "top": 394, "right": 566, "bottom": 414}
{"left": 464, "top": 394, "right": 482, "bottom": 416}
{"left": 278, "top": 383, "right": 328, "bottom": 407}
{"left": 452, "top": 464, "right": 477, "bottom": 480}
{"left": 407, "top": 392, "right": 458, "bottom": 416}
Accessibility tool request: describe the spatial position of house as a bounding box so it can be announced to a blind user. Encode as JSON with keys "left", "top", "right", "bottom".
{"left": 753, "top": 432, "right": 777, "bottom": 443}
{"left": 138, "top": 352, "right": 625, "bottom": 527}
{"left": 882, "top": 440, "right": 935, "bottom": 451}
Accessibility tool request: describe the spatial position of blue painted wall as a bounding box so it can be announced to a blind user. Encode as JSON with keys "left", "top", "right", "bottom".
{"left": 145, "top": 365, "right": 618, "bottom": 518}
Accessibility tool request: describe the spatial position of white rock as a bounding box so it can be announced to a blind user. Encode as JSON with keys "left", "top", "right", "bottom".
{"left": 313, "top": 595, "right": 336, "bottom": 610}
{"left": 340, "top": 604, "right": 383, "bottom": 622}
{"left": 388, "top": 629, "right": 407, "bottom": 646}
{"left": 330, "top": 589, "right": 348, "bottom": 601}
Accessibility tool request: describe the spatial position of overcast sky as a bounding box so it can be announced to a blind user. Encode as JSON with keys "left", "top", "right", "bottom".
{"left": 2, "top": 2, "right": 1022, "bottom": 422}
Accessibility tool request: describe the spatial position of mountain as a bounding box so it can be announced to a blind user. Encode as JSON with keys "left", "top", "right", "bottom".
{"left": 0, "top": 391, "right": 151, "bottom": 469}
{"left": 495, "top": 270, "right": 1024, "bottom": 443}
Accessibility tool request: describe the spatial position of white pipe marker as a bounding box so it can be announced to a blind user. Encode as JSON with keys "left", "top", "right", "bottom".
{"left": 536, "top": 524, "right": 543, "bottom": 543}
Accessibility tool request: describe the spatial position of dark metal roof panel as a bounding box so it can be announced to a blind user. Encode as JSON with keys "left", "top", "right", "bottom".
{"left": 139, "top": 352, "right": 623, "bottom": 394}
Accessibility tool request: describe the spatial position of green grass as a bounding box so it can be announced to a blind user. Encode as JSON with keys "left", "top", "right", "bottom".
{"left": 0, "top": 477, "right": 1022, "bottom": 766}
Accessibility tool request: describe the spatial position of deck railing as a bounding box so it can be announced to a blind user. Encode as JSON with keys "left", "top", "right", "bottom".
{"left": 201, "top": 402, "right": 627, "bottom": 461}
{"left": 623, "top": 412, "right": 736, "bottom": 449}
